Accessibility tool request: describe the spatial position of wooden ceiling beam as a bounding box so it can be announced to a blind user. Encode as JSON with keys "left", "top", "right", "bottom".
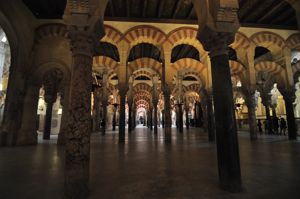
{"left": 158, "top": 0, "right": 166, "bottom": 18}
{"left": 126, "top": 0, "right": 131, "bottom": 17}
{"left": 142, "top": 0, "right": 148, "bottom": 17}
{"left": 172, "top": 0, "right": 182, "bottom": 19}
{"left": 187, "top": 6, "right": 194, "bottom": 19}
{"left": 257, "top": 1, "right": 286, "bottom": 23}
{"left": 270, "top": 6, "right": 294, "bottom": 24}
{"left": 109, "top": 0, "right": 115, "bottom": 17}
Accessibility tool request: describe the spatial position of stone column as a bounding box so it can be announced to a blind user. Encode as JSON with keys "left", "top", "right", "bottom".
{"left": 93, "top": 89, "right": 101, "bottom": 132}
{"left": 245, "top": 90, "right": 258, "bottom": 141}
{"left": 282, "top": 89, "right": 297, "bottom": 140}
{"left": 65, "top": 30, "right": 94, "bottom": 198}
{"left": 161, "top": 109, "right": 165, "bottom": 128}
{"left": 128, "top": 102, "right": 132, "bottom": 133}
{"left": 42, "top": 69, "right": 63, "bottom": 140}
{"left": 118, "top": 88, "right": 127, "bottom": 143}
{"left": 185, "top": 105, "right": 189, "bottom": 130}
{"left": 16, "top": 83, "right": 39, "bottom": 145}
{"left": 43, "top": 95, "right": 56, "bottom": 140}
{"left": 149, "top": 106, "right": 153, "bottom": 131}
{"left": 163, "top": 85, "right": 172, "bottom": 142}
{"left": 177, "top": 103, "right": 183, "bottom": 133}
{"left": 101, "top": 102, "right": 108, "bottom": 135}
{"left": 262, "top": 94, "right": 273, "bottom": 134}
{"left": 112, "top": 103, "right": 118, "bottom": 131}
{"left": 153, "top": 101, "right": 158, "bottom": 134}
{"left": 206, "top": 91, "right": 216, "bottom": 142}
{"left": 205, "top": 34, "right": 242, "bottom": 192}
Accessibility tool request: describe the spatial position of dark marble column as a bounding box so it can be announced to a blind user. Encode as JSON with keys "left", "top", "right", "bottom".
{"left": 161, "top": 110, "right": 165, "bottom": 128}
{"left": 245, "top": 90, "right": 258, "bottom": 141}
{"left": 112, "top": 103, "right": 118, "bottom": 131}
{"left": 177, "top": 103, "right": 183, "bottom": 133}
{"left": 282, "top": 89, "right": 297, "bottom": 140}
{"left": 65, "top": 30, "right": 94, "bottom": 198}
{"left": 163, "top": 86, "right": 172, "bottom": 142}
{"left": 101, "top": 102, "right": 107, "bottom": 135}
{"left": 43, "top": 95, "right": 55, "bottom": 140}
{"left": 119, "top": 90, "right": 127, "bottom": 143}
{"left": 185, "top": 106, "right": 189, "bottom": 130}
{"left": 206, "top": 91, "right": 216, "bottom": 142}
{"left": 262, "top": 96, "right": 273, "bottom": 135}
{"left": 207, "top": 35, "right": 242, "bottom": 192}
{"left": 128, "top": 103, "right": 132, "bottom": 133}
{"left": 149, "top": 108, "right": 153, "bottom": 131}
{"left": 153, "top": 103, "right": 158, "bottom": 134}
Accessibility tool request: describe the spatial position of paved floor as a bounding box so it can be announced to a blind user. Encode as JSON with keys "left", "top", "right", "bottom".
{"left": 0, "top": 127, "right": 300, "bottom": 199}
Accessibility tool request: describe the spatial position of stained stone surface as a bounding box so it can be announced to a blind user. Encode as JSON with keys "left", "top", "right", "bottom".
{"left": 0, "top": 128, "right": 300, "bottom": 199}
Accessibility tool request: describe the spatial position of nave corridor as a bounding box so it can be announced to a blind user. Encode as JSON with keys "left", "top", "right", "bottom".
{"left": 1, "top": 127, "right": 300, "bottom": 199}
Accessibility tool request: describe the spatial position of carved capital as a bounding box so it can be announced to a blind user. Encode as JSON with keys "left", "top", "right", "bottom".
{"left": 199, "top": 30, "right": 235, "bottom": 57}
{"left": 43, "top": 69, "right": 64, "bottom": 102}
{"left": 69, "top": 29, "right": 95, "bottom": 58}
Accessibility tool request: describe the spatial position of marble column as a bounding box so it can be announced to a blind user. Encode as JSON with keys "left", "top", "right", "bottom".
{"left": 153, "top": 102, "right": 158, "bottom": 134}
{"left": 164, "top": 86, "right": 172, "bottom": 142}
{"left": 64, "top": 30, "right": 94, "bottom": 198}
{"left": 282, "top": 89, "right": 297, "bottom": 140}
{"left": 177, "top": 103, "right": 183, "bottom": 133}
{"left": 185, "top": 106, "right": 189, "bottom": 130}
{"left": 161, "top": 109, "right": 165, "bottom": 128}
{"left": 207, "top": 35, "right": 242, "bottom": 192}
{"left": 16, "top": 83, "right": 39, "bottom": 145}
{"left": 128, "top": 102, "right": 132, "bottom": 133}
{"left": 43, "top": 94, "right": 56, "bottom": 140}
{"left": 112, "top": 103, "right": 118, "bottom": 131}
{"left": 245, "top": 90, "right": 258, "bottom": 141}
{"left": 101, "top": 102, "right": 107, "bottom": 135}
{"left": 119, "top": 90, "right": 127, "bottom": 143}
{"left": 149, "top": 107, "right": 153, "bottom": 131}
{"left": 206, "top": 91, "right": 216, "bottom": 142}
{"left": 262, "top": 95, "right": 273, "bottom": 135}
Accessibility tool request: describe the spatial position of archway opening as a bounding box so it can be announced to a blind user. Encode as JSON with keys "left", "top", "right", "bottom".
{"left": 0, "top": 26, "right": 11, "bottom": 125}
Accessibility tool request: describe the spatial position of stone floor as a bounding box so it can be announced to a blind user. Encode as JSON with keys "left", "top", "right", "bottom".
{"left": 0, "top": 127, "right": 300, "bottom": 199}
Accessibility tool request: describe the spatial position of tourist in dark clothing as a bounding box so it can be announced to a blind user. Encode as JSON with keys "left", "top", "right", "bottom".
{"left": 257, "top": 119, "right": 263, "bottom": 135}
{"left": 280, "top": 118, "right": 287, "bottom": 136}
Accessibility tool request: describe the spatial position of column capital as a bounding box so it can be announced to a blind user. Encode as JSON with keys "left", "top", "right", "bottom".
{"left": 201, "top": 31, "right": 235, "bottom": 57}
{"left": 69, "top": 29, "right": 96, "bottom": 58}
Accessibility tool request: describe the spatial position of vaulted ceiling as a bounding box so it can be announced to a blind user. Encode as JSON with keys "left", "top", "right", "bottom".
{"left": 23, "top": 0, "right": 298, "bottom": 29}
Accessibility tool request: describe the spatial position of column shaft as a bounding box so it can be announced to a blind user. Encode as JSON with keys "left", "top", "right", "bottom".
{"left": 164, "top": 92, "right": 172, "bottom": 142}
{"left": 65, "top": 52, "right": 92, "bottom": 198}
{"left": 119, "top": 94, "right": 126, "bottom": 142}
{"left": 154, "top": 106, "right": 158, "bottom": 134}
{"left": 283, "top": 94, "right": 297, "bottom": 140}
{"left": 43, "top": 100, "right": 54, "bottom": 140}
{"left": 177, "top": 104, "right": 183, "bottom": 133}
{"left": 210, "top": 53, "right": 242, "bottom": 192}
{"left": 207, "top": 94, "right": 216, "bottom": 142}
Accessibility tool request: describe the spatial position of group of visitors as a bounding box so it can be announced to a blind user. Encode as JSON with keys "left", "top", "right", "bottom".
{"left": 257, "top": 117, "right": 287, "bottom": 136}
